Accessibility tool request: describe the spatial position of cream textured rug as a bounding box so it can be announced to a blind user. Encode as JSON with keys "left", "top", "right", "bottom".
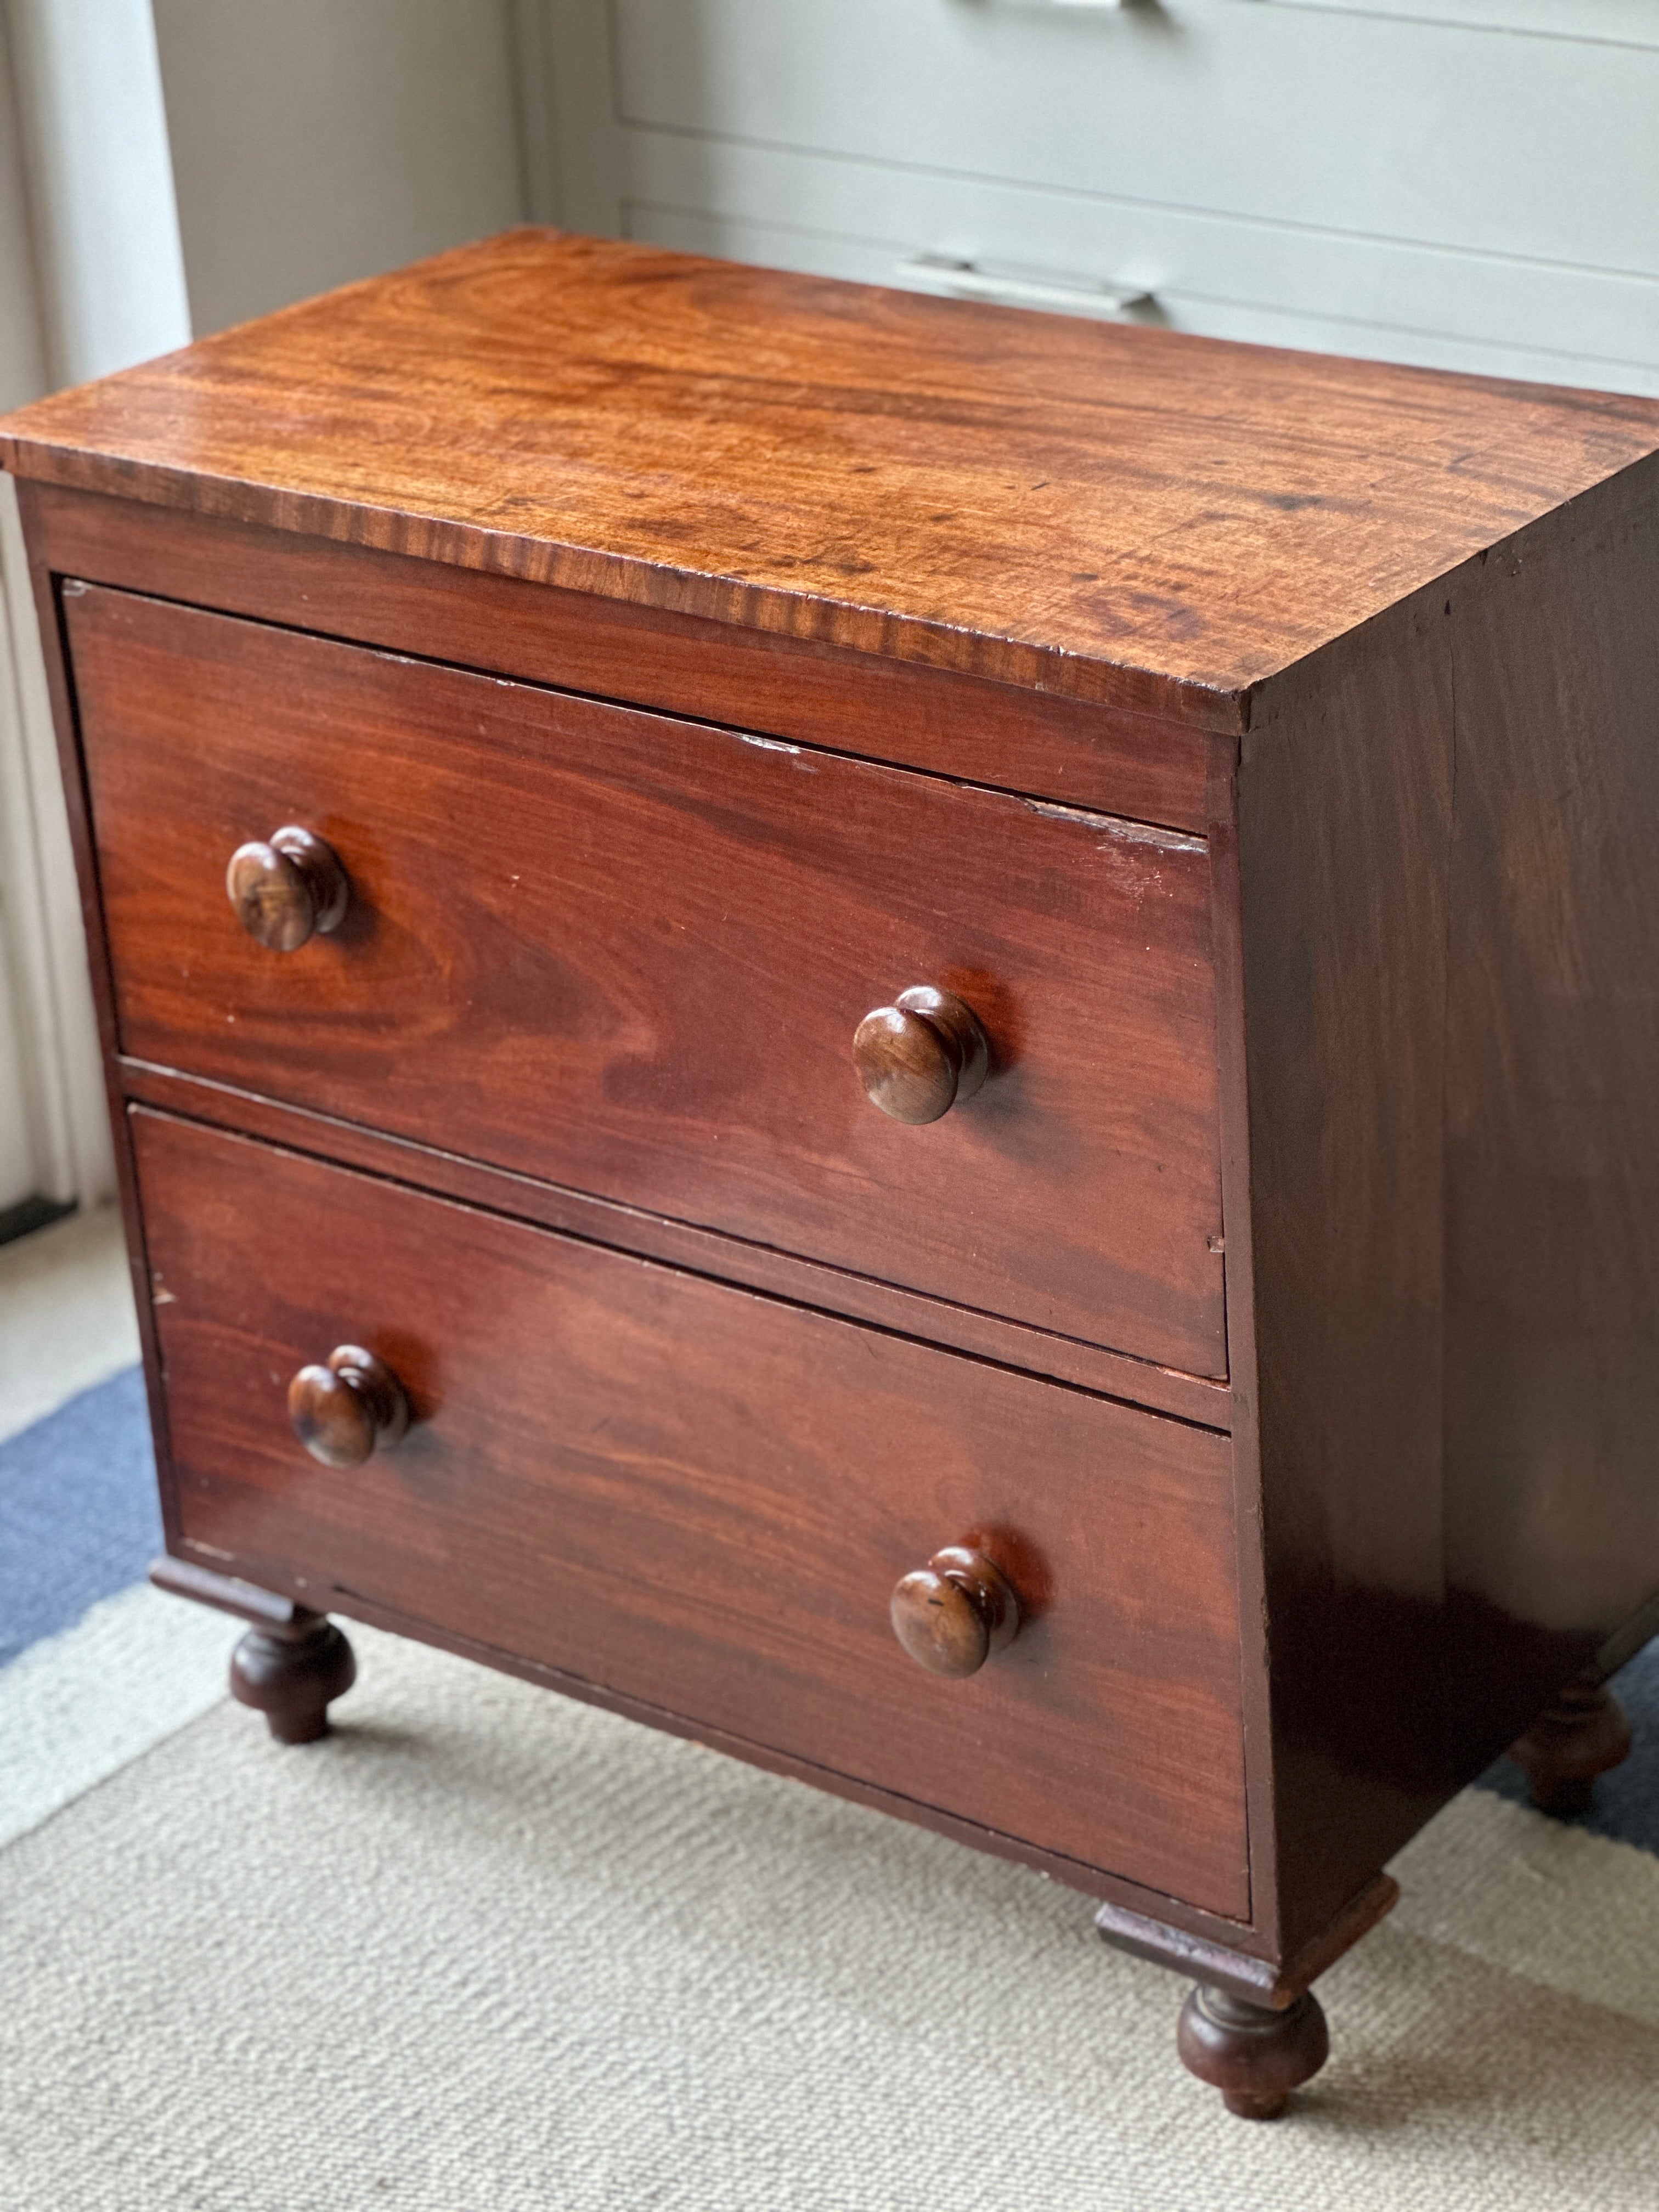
{"left": 3, "top": 1622, "right": 1658, "bottom": 2211}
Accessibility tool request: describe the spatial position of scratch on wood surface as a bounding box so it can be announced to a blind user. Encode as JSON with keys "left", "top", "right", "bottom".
{"left": 1023, "top": 796, "right": 1206, "bottom": 854}
{"left": 733, "top": 730, "right": 804, "bottom": 756}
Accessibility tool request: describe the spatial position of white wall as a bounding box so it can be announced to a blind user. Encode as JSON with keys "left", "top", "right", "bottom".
{"left": 0, "top": 14, "right": 48, "bottom": 1216}
{"left": 152, "top": 0, "right": 544, "bottom": 335}
{"left": 4, "top": 0, "right": 189, "bottom": 389}
{"left": 0, "top": 29, "right": 44, "bottom": 414}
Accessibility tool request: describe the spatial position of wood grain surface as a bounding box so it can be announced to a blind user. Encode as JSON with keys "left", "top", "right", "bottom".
{"left": 7, "top": 230, "right": 1658, "bottom": 720}
{"left": 23, "top": 484, "right": 1217, "bottom": 833}
{"left": 1236, "top": 589, "right": 1455, "bottom": 1959}
{"left": 1233, "top": 460, "right": 1659, "bottom": 1959}
{"left": 114, "top": 1059, "right": 1232, "bottom": 1426}
{"left": 1440, "top": 484, "right": 1659, "bottom": 1755}
{"left": 20, "top": 224, "right": 1659, "bottom": 1992}
{"left": 133, "top": 1106, "right": 1249, "bottom": 1915}
{"left": 71, "top": 583, "right": 1226, "bottom": 1375}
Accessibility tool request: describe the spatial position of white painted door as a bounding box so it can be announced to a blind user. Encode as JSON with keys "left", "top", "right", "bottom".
{"left": 539, "top": 0, "right": 1659, "bottom": 393}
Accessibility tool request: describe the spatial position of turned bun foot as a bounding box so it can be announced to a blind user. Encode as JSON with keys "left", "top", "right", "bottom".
{"left": 1508, "top": 1679, "right": 1633, "bottom": 1817}
{"left": 1176, "top": 1986, "right": 1330, "bottom": 2119}
{"left": 229, "top": 1610, "right": 356, "bottom": 1743}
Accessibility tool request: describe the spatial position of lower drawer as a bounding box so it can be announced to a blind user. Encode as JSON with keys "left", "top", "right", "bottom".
{"left": 133, "top": 1107, "right": 1248, "bottom": 1916}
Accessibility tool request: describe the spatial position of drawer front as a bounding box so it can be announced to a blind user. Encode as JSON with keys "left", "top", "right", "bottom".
{"left": 134, "top": 1109, "right": 1249, "bottom": 1916}
{"left": 72, "top": 585, "right": 1226, "bottom": 1377}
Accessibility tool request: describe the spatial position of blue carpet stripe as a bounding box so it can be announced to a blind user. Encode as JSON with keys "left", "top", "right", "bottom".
{"left": 1483, "top": 1636, "right": 1659, "bottom": 1856}
{"left": 2, "top": 1363, "right": 1656, "bottom": 1855}
{"left": 0, "top": 1367, "right": 161, "bottom": 1666}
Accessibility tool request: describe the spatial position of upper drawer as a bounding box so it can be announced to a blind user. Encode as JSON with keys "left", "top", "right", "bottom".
{"left": 69, "top": 583, "right": 1226, "bottom": 1376}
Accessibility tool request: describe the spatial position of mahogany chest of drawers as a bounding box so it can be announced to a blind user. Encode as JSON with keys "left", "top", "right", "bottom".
{"left": 5, "top": 231, "right": 1657, "bottom": 2119}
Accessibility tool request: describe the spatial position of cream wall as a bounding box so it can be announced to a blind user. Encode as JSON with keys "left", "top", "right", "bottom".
{"left": 151, "top": 0, "right": 543, "bottom": 337}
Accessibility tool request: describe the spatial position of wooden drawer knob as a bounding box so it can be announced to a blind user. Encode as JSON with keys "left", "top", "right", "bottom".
{"left": 890, "top": 1545, "right": 1020, "bottom": 1677}
{"left": 227, "top": 826, "right": 349, "bottom": 951}
{"left": 853, "top": 986, "right": 989, "bottom": 1124}
{"left": 287, "top": 1345, "right": 410, "bottom": 1468}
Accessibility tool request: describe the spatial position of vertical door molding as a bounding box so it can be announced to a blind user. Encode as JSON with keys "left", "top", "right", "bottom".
{"left": 0, "top": 0, "right": 191, "bottom": 1215}
{"left": 3, "top": 0, "right": 191, "bottom": 390}
{"left": 542, "top": 0, "right": 627, "bottom": 233}
{"left": 0, "top": 473, "right": 110, "bottom": 1209}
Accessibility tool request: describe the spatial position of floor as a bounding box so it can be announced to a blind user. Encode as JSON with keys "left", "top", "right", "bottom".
{"left": 0, "top": 1203, "right": 139, "bottom": 1444}
{"left": 0, "top": 1203, "right": 233, "bottom": 1842}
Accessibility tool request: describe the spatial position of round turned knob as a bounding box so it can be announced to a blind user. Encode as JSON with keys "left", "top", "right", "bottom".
{"left": 287, "top": 1346, "right": 410, "bottom": 1469}
{"left": 226, "top": 826, "right": 349, "bottom": 951}
{"left": 853, "top": 985, "right": 990, "bottom": 1125}
{"left": 890, "top": 1545, "right": 1020, "bottom": 1678}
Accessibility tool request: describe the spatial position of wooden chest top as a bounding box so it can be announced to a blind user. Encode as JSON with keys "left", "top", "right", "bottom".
{"left": 3, "top": 228, "right": 1657, "bottom": 726}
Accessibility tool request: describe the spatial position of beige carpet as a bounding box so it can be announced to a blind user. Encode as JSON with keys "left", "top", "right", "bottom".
{"left": 0, "top": 1206, "right": 138, "bottom": 1443}
{"left": 3, "top": 1623, "right": 1657, "bottom": 2211}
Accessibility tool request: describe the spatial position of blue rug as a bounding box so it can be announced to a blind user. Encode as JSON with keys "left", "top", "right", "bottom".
{"left": 2, "top": 1364, "right": 1656, "bottom": 1854}
{"left": 1479, "top": 1634, "right": 1659, "bottom": 1854}
{"left": 0, "top": 1367, "right": 161, "bottom": 1666}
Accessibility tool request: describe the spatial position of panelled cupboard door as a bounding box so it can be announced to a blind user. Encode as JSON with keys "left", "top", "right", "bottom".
{"left": 134, "top": 1108, "right": 1250, "bottom": 1915}
{"left": 70, "top": 584, "right": 1226, "bottom": 1377}
{"left": 605, "top": 0, "right": 1659, "bottom": 281}
{"left": 570, "top": 0, "right": 1659, "bottom": 392}
{"left": 624, "top": 161, "right": 1659, "bottom": 400}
